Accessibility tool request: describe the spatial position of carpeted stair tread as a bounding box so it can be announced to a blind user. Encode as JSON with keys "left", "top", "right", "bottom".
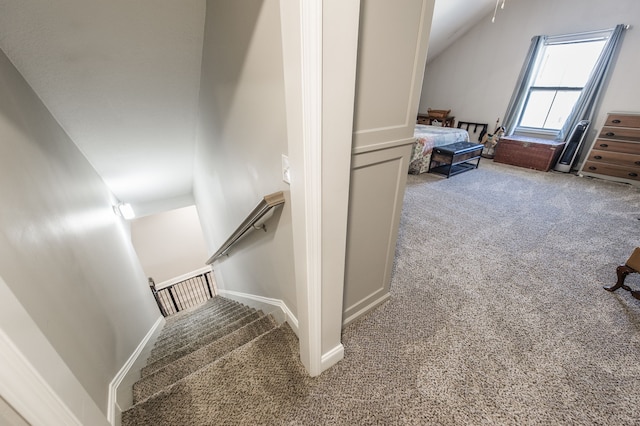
{"left": 133, "top": 314, "right": 278, "bottom": 404}
{"left": 150, "top": 306, "right": 256, "bottom": 355}
{"left": 123, "top": 324, "right": 306, "bottom": 426}
{"left": 148, "top": 307, "right": 256, "bottom": 362}
{"left": 165, "top": 295, "right": 234, "bottom": 320}
{"left": 162, "top": 297, "right": 236, "bottom": 329}
{"left": 142, "top": 310, "right": 264, "bottom": 377}
{"left": 155, "top": 303, "right": 242, "bottom": 346}
{"left": 155, "top": 300, "right": 243, "bottom": 344}
{"left": 162, "top": 297, "right": 237, "bottom": 330}
{"left": 157, "top": 301, "right": 247, "bottom": 338}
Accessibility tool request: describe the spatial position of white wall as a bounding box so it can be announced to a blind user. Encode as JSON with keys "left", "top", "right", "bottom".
{"left": 420, "top": 0, "right": 640, "bottom": 165}
{"left": 0, "top": 48, "right": 159, "bottom": 418}
{"left": 193, "top": 0, "right": 297, "bottom": 316}
{"left": 131, "top": 205, "right": 208, "bottom": 284}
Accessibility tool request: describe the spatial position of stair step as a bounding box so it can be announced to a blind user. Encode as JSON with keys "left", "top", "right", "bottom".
{"left": 133, "top": 314, "right": 278, "bottom": 404}
{"left": 141, "top": 310, "right": 264, "bottom": 377}
{"left": 159, "top": 298, "right": 244, "bottom": 334}
{"left": 123, "top": 324, "right": 303, "bottom": 426}
{"left": 162, "top": 297, "right": 236, "bottom": 330}
{"left": 148, "top": 307, "right": 256, "bottom": 362}
{"left": 153, "top": 303, "right": 244, "bottom": 349}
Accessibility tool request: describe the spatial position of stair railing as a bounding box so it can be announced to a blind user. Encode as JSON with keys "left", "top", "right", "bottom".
{"left": 149, "top": 271, "right": 215, "bottom": 317}
{"left": 205, "top": 191, "right": 285, "bottom": 265}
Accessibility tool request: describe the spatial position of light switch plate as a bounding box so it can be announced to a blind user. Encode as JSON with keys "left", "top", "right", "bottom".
{"left": 282, "top": 154, "right": 291, "bottom": 184}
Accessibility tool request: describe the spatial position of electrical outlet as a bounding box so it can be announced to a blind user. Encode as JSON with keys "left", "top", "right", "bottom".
{"left": 282, "top": 154, "right": 291, "bottom": 184}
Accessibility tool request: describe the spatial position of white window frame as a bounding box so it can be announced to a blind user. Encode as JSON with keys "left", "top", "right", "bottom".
{"left": 514, "top": 29, "right": 613, "bottom": 137}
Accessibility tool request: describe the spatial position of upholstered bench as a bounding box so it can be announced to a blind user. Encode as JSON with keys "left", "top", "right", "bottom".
{"left": 428, "top": 141, "right": 484, "bottom": 178}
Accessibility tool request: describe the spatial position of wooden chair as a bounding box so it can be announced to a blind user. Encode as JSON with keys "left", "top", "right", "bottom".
{"left": 604, "top": 247, "right": 640, "bottom": 300}
{"left": 457, "top": 121, "right": 488, "bottom": 143}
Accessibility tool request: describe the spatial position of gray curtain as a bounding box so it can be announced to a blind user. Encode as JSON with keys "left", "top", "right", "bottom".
{"left": 502, "top": 36, "right": 546, "bottom": 136}
{"left": 556, "top": 24, "right": 627, "bottom": 141}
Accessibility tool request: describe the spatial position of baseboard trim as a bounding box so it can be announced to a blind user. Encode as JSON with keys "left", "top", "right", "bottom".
{"left": 0, "top": 328, "right": 83, "bottom": 426}
{"left": 321, "top": 343, "right": 344, "bottom": 371}
{"left": 218, "top": 289, "right": 298, "bottom": 335}
{"left": 107, "top": 315, "right": 164, "bottom": 425}
{"left": 342, "top": 291, "right": 391, "bottom": 327}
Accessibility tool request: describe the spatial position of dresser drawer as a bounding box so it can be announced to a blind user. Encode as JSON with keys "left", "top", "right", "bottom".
{"left": 598, "top": 126, "right": 640, "bottom": 142}
{"left": 580, "top": 112, "right": 640, "bottom": 186}
{"left": 587, "top": 150, "right": 640, "bottom": 168}
{"left": 582, "top": 161, "right": 640, "bottom": 181}
{"left": 591, "top": 139, "right": 640, "bottom": 154}
{"left": 605, "top": 114, "right": 640, "bottom": 128}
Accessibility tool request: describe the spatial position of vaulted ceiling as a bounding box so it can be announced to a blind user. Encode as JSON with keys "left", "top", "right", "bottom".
{"left": 0, "top": 0, "right": 496, "bottom": 217}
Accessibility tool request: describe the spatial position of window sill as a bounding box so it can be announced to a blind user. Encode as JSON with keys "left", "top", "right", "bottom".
{"left": 513, "top": 127, "right": 559, "bottom": 140}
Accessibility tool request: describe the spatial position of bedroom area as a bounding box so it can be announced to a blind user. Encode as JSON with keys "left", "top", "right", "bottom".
{"left": 376, "top": 0, "right": 640, "bottom": 422}
{"left": 408, "top": 0, "right": 640, "bottom": 269}
{"left": 416, "top": 0, "right": 640, "bottom": 180}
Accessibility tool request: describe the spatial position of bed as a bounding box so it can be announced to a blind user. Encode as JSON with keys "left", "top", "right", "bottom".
{"left": 408, "top": 122, "right": 488, "bottom": 174}
{"left": 409, "top": 125, "right": 470, "bottom": 174}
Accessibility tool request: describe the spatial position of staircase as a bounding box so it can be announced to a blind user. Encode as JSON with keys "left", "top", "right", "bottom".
{"left": 122, "top": 296, "right": 304, "bottom": 425}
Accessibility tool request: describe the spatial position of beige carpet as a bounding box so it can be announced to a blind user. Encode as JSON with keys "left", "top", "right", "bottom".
{"left": 126, "top": 161, "right": 640, "bottom": 425}
{"left": 299, "top": 162, "right": 640, "bottom": 425}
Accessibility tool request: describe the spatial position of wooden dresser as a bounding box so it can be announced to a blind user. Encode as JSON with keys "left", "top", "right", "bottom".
{"left": 579, "top": 113, "right": 640, "bottom": 185}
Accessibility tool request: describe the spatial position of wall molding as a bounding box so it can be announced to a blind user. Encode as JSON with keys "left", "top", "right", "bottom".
{"left": 300, "top": 0, "right": 324, "bottom": 377}
{"left": 218, "top": 289, "right": 299, "bottom": 334}
{"left": 321, "top": 343, "right": 345, "bottom": 371}
{"left": 0, "top": 328, "right": 83, "bottom": 426}
{"left": 353, "top": 123, "right": 408, "bottom": 136}
{"left": 107, "top": 315, "right": 164, "bottom": 425}
{"left": 351, "top": 137, "right": 416, "bottom": 155}
{"left": 0, "top": 276, "right": 109, "bottom": 426}
{"left": 342, "top": 291, "right": 391, "bottom": 327}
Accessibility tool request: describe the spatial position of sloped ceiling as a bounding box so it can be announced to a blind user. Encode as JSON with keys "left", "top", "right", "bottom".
{"left": 0, "top": 0, "right": 494, "bottom": 217}
{"left": 428, "top": 0, "right": 498, "bottom": 62}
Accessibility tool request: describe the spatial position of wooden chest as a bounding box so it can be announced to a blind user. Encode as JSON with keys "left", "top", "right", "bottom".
{"left": 579, "top": 113, "right": 640, "bottom": 185}
{"left": 493, "top": 135, "right": 565, "bottom": 171}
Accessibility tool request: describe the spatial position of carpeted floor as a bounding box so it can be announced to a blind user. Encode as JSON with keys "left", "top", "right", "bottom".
{"left": 299, "top": 161, "right": 640, "bottom": 424}
{"left": 126, "top": 161, "right": 640, "bottom": 425}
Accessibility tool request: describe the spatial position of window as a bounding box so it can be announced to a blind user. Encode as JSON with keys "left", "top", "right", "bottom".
{"left": 503, "top": 25, "right": 626, "bottom": 140}
{"left": 517, "top": 34, "right": 607, "bottom": 133}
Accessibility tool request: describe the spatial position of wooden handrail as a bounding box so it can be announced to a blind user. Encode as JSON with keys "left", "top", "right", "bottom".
{"left": 205, "top": 191, "right": 285, "bottom": 265}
